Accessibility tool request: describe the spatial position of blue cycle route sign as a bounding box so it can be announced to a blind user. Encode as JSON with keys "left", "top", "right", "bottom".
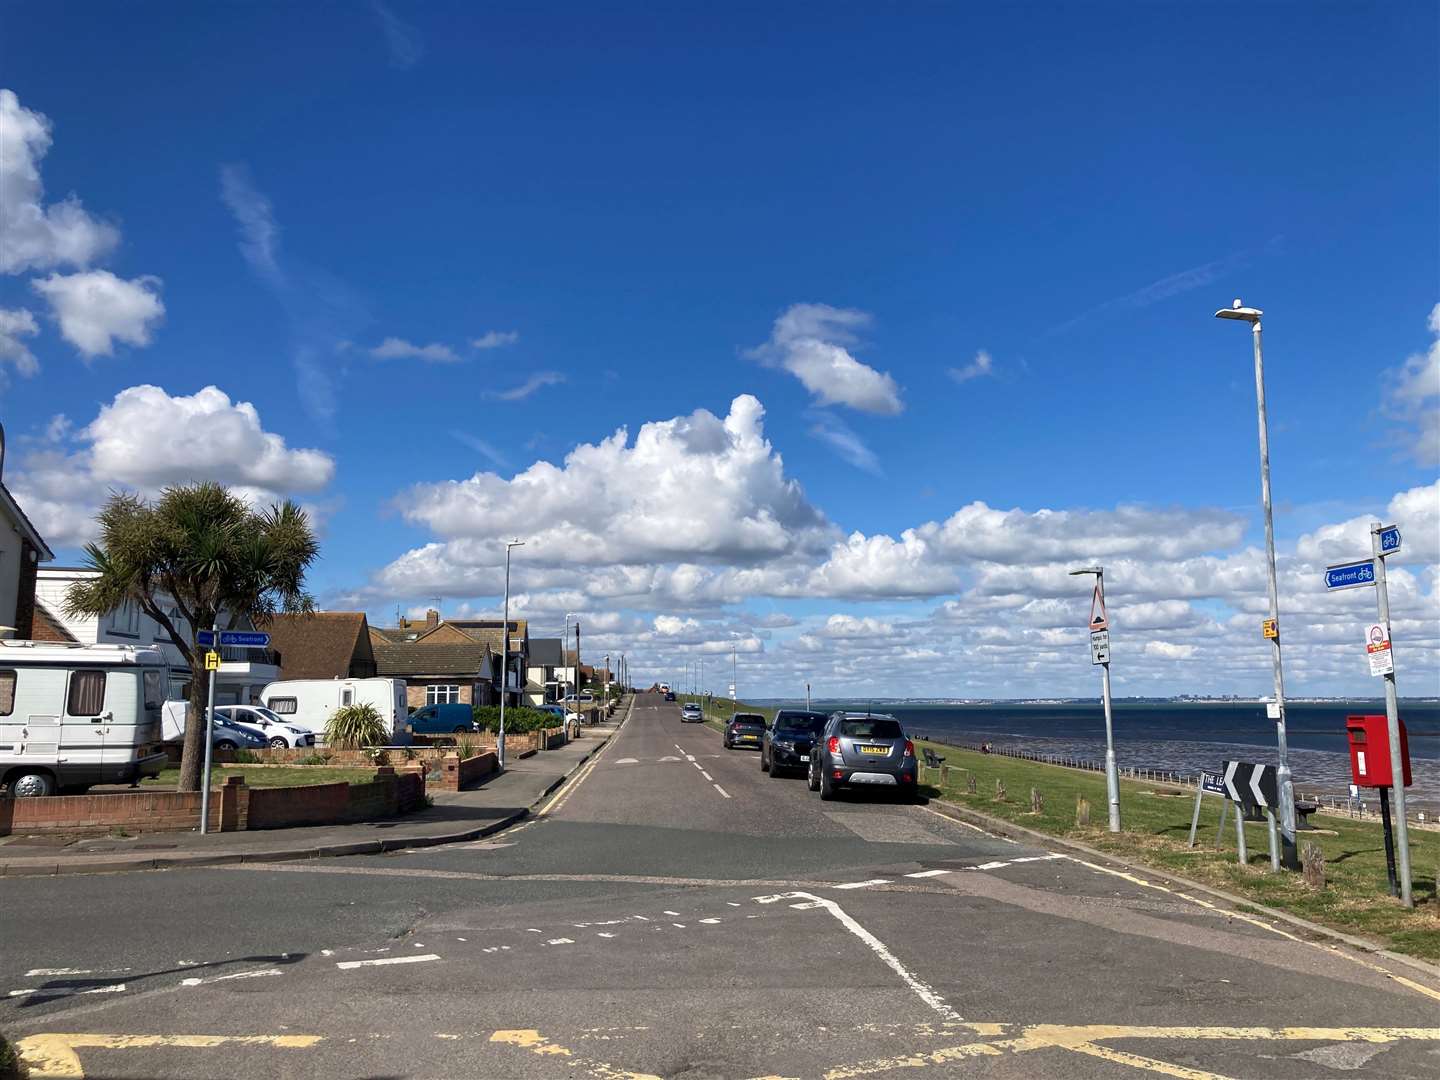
{"left": 196, "top": 630, "right": 271, "bottom": 648}
{"left": 1324, "top": 561, "right": 1375, "bottom": 591}
{"left": 1378, "top": 526, "right": 1401, "bottom": 555}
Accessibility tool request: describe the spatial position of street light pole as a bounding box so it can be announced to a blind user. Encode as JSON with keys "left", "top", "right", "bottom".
{"left": 498, "top": 538, "right": 525, "bottom": 769}
{"left": 1070, "top": 566, "right": 1120, "bottom": 832}
{"left": 806, "top": 681, "right": 811, "bottom": 711}
{"left": 1216, "top": 300, "right": 1299, "bottom": 871}
{"left": 603, "top": 654, "right": 610, "bottom": 714}
{"left": 1371, "top": 523, "right": 1413, "bottom": 907}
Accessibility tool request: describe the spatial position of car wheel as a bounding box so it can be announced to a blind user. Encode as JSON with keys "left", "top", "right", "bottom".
{"left": 760, "top": 752, "right": 768, "bottom": 772}
{"left": 9, "top": 770, "right": 55, "bottom": 797}
{"left": 216, "top": 740, "right": 238, "bottom": 751}
{"left": 819, "top": 770, "right": 837, "bottom": 801}
{"left": 807, "top": 760, "right": 820, "bottom": 792}
{"left": 453, "top": 726, "right": 471, "bottom": 734}
{"left": 769, "top": 761, "right": 784, "bottom": 778}
{"left": 268, "top": 737, "right": 288, "bottom": 749}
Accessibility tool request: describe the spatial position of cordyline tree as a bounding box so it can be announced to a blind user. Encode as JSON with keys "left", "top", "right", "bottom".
{"left": 64, "top": 482, "right": 319, "bottom": 791}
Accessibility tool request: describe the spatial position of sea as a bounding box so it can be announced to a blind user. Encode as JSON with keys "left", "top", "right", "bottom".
{"left": 752, "top": 699, "right": 1440, "bottom": 811}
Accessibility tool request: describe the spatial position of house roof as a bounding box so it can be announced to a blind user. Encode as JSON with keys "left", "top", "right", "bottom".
{"left": 529, "top": 638, "right": 564, "bottom": 666}
{"left": 260, "top": 612, "right": 370, "bottom": 680}
{"left": 369, "top": 631, "right": 494, "bottom": 677}
{"left": 0, "top": 483, "right": 54, "bottom": 562}
{"left": 31, "top": 600, "right": 76, "bottom": 643}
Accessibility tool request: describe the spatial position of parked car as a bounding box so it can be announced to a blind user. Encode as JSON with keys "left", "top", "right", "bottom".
{"left": 761, "top": 709, "right": 830, "bottom": 778}
{"left": 664, "top": 691, "right": 676, "bottom": 702}
{"left": 259, "top": 678, "right": 410, "bottom": 744}
{"left": 213, "top": 705, "right": 316, "bottom": 748}
{"left": 161, "top": 702, "right": 270, "bottom": 751}
{"left": 0, "top": 641, "right": 169, "bottom": 797}
{"left": 807, "top": 712, "right": 917, "bottom": 801}
{"left": 408, "top": 702, "right": 479, "bottom": 735}
{"left": 723, "top": 713, "right": 767, "bottom": 750}
{"left": 680, "top": 703, "right": 703, "bottom": 723}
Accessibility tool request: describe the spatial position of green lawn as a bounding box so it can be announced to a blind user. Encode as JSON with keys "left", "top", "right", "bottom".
{"left": 139, "top": 766, "right": 382, "bottom": 789}
{"left": 912, "top": 739, "right": 1440, "bottom": 960}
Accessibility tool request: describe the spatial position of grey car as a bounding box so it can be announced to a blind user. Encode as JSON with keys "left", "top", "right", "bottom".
{"left": 680, "top": 703, "right": 704, "bottom": 723}
{"left": 807, "top": 712, "right": 918, "bottom": 801}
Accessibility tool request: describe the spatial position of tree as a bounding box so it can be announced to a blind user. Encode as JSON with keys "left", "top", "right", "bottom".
{"left": 64, "top": 483, "right": 319, "bottom": 791}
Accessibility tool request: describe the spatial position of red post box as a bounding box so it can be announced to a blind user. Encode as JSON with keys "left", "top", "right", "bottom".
{"left": 1345, "top": 715, "right": 1411, "bottom": 788}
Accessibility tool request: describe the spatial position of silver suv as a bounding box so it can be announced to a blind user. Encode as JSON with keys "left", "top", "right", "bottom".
{"left": 808, "top": 712, "right": 918, "bottom": 802}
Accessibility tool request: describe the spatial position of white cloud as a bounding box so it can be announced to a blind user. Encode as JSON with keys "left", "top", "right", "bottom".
{"left": 472, "top": 330, "right": 520, "bottom": 350}
{"left": 370, "top": 337, "right": 461, "bottom": 363}
{"left": 31, "top": 270, "right": 164, "bottom": 358}
{"left": 807, "top": 411, "right": 881, "bottom": 474}
{"left": 8, "top": 384, "right": 334, "bottom": 548}
{"left": 748, "top": 303, "right": 903, "bottom": 415}
{"left": 371, "top": 0, "right": 423, "bottom": 68}
{"left": 0, "top": 89, "right": 119, "bottom": 275}
{"left": 488, "top": 371, "right": 565, "bottom": 401}
{"left": 1144, "top": 641, "right": 1199, "bottom": 660}
{"left": 0, "top": 308, "right": 40, "bottom": 377}
{"left": 948, "top": 349, "right": 994, "bottom": 384}
{"left": 219, "top": 164, "right": 281, "bottom": 282}
{"left": 1383, "top": 303, "right": 1440, "bottom": 466}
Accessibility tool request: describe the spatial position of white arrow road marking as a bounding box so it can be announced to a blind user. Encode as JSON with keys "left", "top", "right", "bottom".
{"left": 614, "top": 757, "right": 639, "bottom": 764}
{"left": 336, "top": 954, "right": 440, "bottom": 970}
{"left": 834, "top": 879, "right": 892, "bottom": 889}
{"left": 906, "top": 869, "right": 952, "bottom": 878}
{"left": 180, "top": 968, "right": 283, "bottom": 987}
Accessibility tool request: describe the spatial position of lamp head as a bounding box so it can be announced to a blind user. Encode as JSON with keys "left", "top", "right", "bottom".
{"left": 1214, "top": 298, "right": 1263, "bottom": 322}
{"left": 1068, "top": 566, "right": 1102, "bottom": 576}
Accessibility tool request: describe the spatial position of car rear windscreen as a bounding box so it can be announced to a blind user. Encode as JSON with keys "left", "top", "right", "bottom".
{"left": 775, "top": 712, "right": 828, "bottom": 731}
{"left": 840, "top": 719, "right": 903, "bottom": 739}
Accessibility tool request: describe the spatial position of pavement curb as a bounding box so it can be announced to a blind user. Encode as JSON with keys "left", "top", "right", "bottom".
{"left": 924, "top": 796, "right": 1440, "bottom": 983}
{"left": 0, "top": 718, "right": 630, "bottom": 878}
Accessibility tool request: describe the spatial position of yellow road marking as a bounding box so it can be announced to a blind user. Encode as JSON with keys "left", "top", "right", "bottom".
{"left": 1065, "top": 1041, "right": 1234, "bottom": 1079}
{"left": 15, "top": 1033, "right": 322, "bottom": 1079}
{"left": 539, "top": 731, "right": 620, "bottom": 818}
{"left": 491, "top": 1028, "right": 662, "bottom": 1079}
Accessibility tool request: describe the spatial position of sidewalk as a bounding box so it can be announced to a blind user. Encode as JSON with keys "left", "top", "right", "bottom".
{"left": 0, "top": 707, "right": 628, "bottom": 877}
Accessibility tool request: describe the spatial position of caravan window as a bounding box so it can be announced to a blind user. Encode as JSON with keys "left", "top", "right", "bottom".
{"left": 268, "top": 696, "right": 298, "bottom": 715}
{"left": 67, "top": 670, "right": 108, "bottom": 716}
{"left": 0, "top": 670, "right": 15, "bottom": 716}
{"left": 341, "top": 688, "right": 355, "bottom": 706}
{"left": 143, "top": 670, "right": 165, "bottom": 709}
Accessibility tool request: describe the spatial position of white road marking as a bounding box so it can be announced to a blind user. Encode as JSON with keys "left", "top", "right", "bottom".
{"left": 701, "top": 771, "right": 714, "bottom": 781}
{"left": 597, "top": 932, "right": 616, "bottom": 938}
{"left": 726, "top": 902, "right": 741, "bottom": 907}
{"left": 713, "top": 784, "right": 731, "bottom": 798}
{"left": 336, "top": 954, "right": 440, "bottom": 970}
{"left": 615, "top": 757, "right": 639, "bottom": 764}
{"left": 906, "top": 869, "right": 952, "bottom": 878}
{"left": 662, "top": 910, "right": 679, "bottom": 915}
{"left": 545, "top": 938, "right": 575, "bottom": 946}
{"left": 692, "top": 761, "right": 704, "bottom": 771}
{"left": 24, "top": 968, "right": 125, "bottom": 977}
{"left": 685, "top": 755, "right": 696, "bottom": 762}
{"left": 180, "top": 969, "right": 282, "bottom": 987}
{"left": 9, "top": 983, "right": 126, "bottom": 998}
{"left": 757, "top": 891, "right": 963, "bottom": 1022}
{"left": 631, "top": 915, "right": 650, "bottom": 921}
{"left": 672, "top": 923, "right": 686, "bottom": 928}
{"left": 699, "top": 918, "right": 721, "bottom": 924}
{"left": 658, "top": 755, "right": 681, "bottom": 762}
{"left": 834, "top": 879, "right": 892, "bottom": 889}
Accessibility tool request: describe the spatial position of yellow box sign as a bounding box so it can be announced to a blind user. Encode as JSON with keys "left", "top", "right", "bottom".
{"left": 1262, "top": 618, "right": 1278, "bottom": 640}
{"left": 204, "top": 650, "right": 221, "bottom": 671}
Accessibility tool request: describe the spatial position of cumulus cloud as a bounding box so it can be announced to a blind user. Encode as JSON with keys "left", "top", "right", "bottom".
{"left": 370, "top": 337, "right": 461, "bottom": 363}
{"left": 948, "top": 349, "right": 994, "bottom": 384}
{"left": 1383, "top": 303, "right": 1440, "bottom": 466}
{"left": 472, "top": 330, "right": 520, "bottom": 350}
{"left": 0, "top": 89, "right": 120, "bottom": 275}
{"left": 488, "top": 371, "right": 566, "bottom": 401}
{"left": 748, "top": 303, "right": 903, "bottom": 415}
{"left": 31, "top": 270, "right": 164, "bottom": 357}
{"left": 0, "top": 308, "right": 40, "bottom": 377}
{"left": 8, "top": 384, "right": 334, "bottom": 548}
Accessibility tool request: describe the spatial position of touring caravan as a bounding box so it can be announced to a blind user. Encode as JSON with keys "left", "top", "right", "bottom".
{"left": 0, "top": 641, "right": 170, "bottom": 797}
{"left": 259, "top": 677, "right": 410, "bottom": 744}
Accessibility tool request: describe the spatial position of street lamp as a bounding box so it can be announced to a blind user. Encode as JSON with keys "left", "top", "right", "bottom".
{"left": 1215, "top": 299, "right": 1299, "bottom": 871}
{"left": 497, "top": 538, "right": 525, "bottom": 769}
{"left": 563, "top": 612, "right": 578, "bottom": 704}
{"left": 1070, "top": 566, "right": 1120, "bottom": 832}
{"left": 603, "top": 653, "right": 610, "bottom": 713}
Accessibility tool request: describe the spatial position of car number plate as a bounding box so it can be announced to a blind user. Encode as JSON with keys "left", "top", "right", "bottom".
{"left": 858, "top": 745, "right": 888, "bottom": 755}
{"left": 800, "top": 754, "right": 809, "bottom": 762}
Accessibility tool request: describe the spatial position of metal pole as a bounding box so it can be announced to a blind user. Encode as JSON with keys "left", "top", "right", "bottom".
{"left": 1215, "top": 796, "right": 1229, "bottom": 848}
{"left": 1188, "top": 784, "right": 1204, "bottom": 847}
{"left": 1378, "top": 786, "right": 1399, "bottom": 898}
{"left": 1100, "top": 656, "right": 1120, "bottom": 832}
{"left": 198, "top": 623, "right": 219, "bottom": 834}
{"left": 1234, "top": 800, "right": 1248, "bottom": 865}
{"left": 1266, "top": 808, "right": 1280, "bottom": 872}
{"left": 1372, "top": 524, "right": 1412, "bottom": 907}
{"left": 806, "top": 681, "right": 811, "bottom": 711}
{"left": 603, "top": 654, "right": 610, "bottom": 714}
{"left": 499, "top": 540, "right": 520, "bottom": 768}
{"left": 1250, "top": 317, "right": 1299, "bottom": 871}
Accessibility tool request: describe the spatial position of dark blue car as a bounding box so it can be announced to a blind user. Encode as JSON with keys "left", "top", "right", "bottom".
{"left": 408, "top": 703, "right": 478, "bottom": 735}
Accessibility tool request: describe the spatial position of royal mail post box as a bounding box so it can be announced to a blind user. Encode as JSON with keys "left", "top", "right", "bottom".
{"left": 1346, "top": 715, "right": 1411, "bottom": 788}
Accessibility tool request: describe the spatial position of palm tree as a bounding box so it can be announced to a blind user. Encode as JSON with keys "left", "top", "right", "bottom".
{"left": 64, "top": 483, "right": 319, "bottom": 791}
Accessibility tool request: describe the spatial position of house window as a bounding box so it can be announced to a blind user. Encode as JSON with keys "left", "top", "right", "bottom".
{"left": 426, "top": 684, "right": 461, "bottom": 705}
{"left": 269, "top": 696, "right": 298, "bottom": 715}
{"left": 110, "top": 601, "right": 140, "bottom": 637}
{"left": 67, "top": 670, "right": 108, "bottom": 716}
{"left": 0, "top": 670, "right": 15, "bottom": 716}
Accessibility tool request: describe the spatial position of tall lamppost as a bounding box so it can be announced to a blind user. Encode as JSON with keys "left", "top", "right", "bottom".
{"left": 1215, "top": 299, "right": 1299, "bottom": 871}
{"left": 603, "top": 653, "right": 610, "bottom": 714}
{"left": 563, "top": 612, "right": 578, "bottom": 704}
{"left": 497, "top": 538, "right": 524, "bottom": 769}
{"left": 1070, "top": 565, "right": 1120, "bottom": 832}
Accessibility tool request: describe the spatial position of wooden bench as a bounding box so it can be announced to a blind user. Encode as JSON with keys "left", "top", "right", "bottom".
{"left": 922, "top": 748, "right": 946, "bottom": 769}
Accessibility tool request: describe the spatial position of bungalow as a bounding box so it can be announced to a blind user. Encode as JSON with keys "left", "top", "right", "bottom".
{"left": 525, "top": 638, "right": 566, "bottom": 705}
{"left": 0, "top": 424, "right": 53, "bottom": 640}
{"left": 369, "top": 624, "right": 497, "bottom": 711}
{"left": 379, "top": 610, "right": 529, "bottom": 706}
{"left": 261, "top": 612, "right": 378, "bottom": 680}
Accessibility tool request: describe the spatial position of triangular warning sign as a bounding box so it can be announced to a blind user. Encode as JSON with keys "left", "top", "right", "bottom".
{"left": 1089, "top": 583, "right": 1108, "bottom": 631}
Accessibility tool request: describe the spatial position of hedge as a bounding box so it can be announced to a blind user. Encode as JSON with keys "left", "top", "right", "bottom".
{"left": 471, "top": 705, "right": 558, "bottom": 733}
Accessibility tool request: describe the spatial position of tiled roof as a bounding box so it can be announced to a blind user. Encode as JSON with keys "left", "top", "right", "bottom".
{"left": 371, "top": 638, "right": 493, "bottom": 677}
{"left": 31, "top": 600, "right": 76, "bottom": 643}
{"left": 260, "top": 612, "right": 371, "bottom": 679}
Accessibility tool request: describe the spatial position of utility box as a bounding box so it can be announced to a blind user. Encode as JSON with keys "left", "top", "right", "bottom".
{"left": 1345, "top": 715, "right": 1411, "bottom": 788}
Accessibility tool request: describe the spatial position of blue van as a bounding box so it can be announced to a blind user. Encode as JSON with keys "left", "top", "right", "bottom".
{"left": 408, "top": 702, "right": 478, "bottom": 735}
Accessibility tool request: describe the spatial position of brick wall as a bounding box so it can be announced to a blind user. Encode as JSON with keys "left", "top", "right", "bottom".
{"left": 438, "top": 752, "right": 498, "bottom": 791}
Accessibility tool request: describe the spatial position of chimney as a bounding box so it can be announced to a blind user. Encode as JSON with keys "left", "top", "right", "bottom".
{"left": 426, "top": 608, "right": 439, "bottom": 628}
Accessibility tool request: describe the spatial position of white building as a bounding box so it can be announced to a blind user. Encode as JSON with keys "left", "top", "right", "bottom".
{"left": 34, "top": 567, "right": 281, "bottom": 706}
{"left": 0, "top": 425, "right": 54, "bottom": 640}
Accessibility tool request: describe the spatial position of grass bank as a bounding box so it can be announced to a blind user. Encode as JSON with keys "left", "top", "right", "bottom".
{"left": 138, "top": 766, "right": 383, "bottom": 789}
{"left": 914, "top": 739, "right": 1440, "bottom": 960}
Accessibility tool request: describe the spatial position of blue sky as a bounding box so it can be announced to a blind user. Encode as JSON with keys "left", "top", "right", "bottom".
{"left": 2, "top": 2, "right": 1436, "bottom": 698}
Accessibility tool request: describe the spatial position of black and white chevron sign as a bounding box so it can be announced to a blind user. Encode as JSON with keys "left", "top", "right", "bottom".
{"left": 1223, "top": 760, "right": 1278, "bottom": 809}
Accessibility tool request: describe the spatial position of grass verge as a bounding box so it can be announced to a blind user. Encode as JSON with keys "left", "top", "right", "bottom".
{"left": 139, "top": 766, "right": 383, "bottom": 789}
{"left": 914, "top": 738, "right": 1440, "bottom": 961}
{"left": 0, "top": 1031, "right": 20, "bottom": 1080}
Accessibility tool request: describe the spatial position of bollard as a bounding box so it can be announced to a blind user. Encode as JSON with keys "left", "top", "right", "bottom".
{"left": 1030, "top": 787, "right": 1043, "bottom": 814}
{"left": 966, "top": 772, "right": 977, "bottom": 795}
{"left": 995, "top": 778, "right": 1007, "bottom": 802}
{"left": 940, "top": 765, "right": 952, "bottom": 787}
{"left": 1076, "top": 795, "right": 1091, "bottom": 827}
{"left": 1301, "top": 842, "right": 1326, "bottom": 890}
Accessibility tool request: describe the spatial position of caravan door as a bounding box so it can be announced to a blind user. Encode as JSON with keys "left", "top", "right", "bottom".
{"left": 60, "top": 667, "right": 111, "bottom": 787}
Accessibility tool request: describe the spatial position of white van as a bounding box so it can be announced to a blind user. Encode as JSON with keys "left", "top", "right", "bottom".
{"left": 0, "top": 641, "right": 170, "bottom": 797}
{"left": 259, "top": 678, "right": 410, "bottom": 744}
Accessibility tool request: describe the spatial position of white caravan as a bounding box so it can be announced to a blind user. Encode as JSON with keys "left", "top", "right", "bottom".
{"left": 259, "top": 678, "right": 410, "bottom": 744}
{"left": 0, "top": 640, "right": 170, "bottom": 797}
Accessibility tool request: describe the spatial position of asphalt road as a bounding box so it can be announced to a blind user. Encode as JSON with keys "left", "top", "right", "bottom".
{"left": 2, "top": 693, "right": 1438, "bottom": 1079}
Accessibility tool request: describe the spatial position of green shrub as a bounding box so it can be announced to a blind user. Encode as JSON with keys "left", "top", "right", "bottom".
{"left": 470, "top": 705, "right": 555, "bottom": 733}
{"left": 326, "top": 703, "right": 388, "bottom": 749}
{"left": 457, "top": 737, "right": 476, "bottom": 759}
{"left": 298, "top": 753, "right": 329, "bottom": 766}
{"left": 232, "top": 749, "right": 259, "bottom": 764}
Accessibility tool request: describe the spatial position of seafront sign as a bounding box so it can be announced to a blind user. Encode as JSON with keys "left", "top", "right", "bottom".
{"left": 1324, "top": 560, "right": 1375, "bottom": 591}
{"left": 197, "top": 629, "right": 271, "bottom": 649}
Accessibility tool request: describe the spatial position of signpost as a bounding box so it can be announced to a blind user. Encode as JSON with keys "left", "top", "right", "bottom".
{"left": 1187, "top": 770, "right": 1230, "bottom": 848}
{"left": 1089, "top": 629, "right": 1110, "bottom": 665}
{"left": 1222, "top": 760, "right": 1281, "bottom": 870}
{"left": 1324, "top": 560, "right": 1376, "bottom": 591}
{"left": 196, "top": 628, "right": 269, "bottom": 834}
{"left": 1070, "top": 566, "right": 1120, "bottom": 832}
